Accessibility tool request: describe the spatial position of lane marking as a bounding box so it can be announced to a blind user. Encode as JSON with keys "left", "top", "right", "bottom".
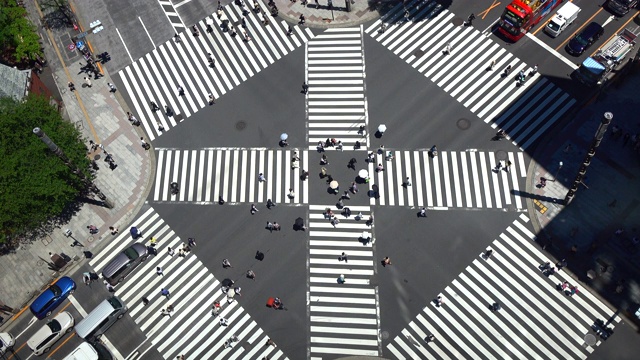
{"left": 525, "top": 32, "right": 578, "bottom": 69}
{"left": 555, "top": 8, "right": 605, "bottom": 51}
{"left": 138, "top": 17, "right": 156, "bottom": 49}
{"left": 116, "top": 27, "right": 134, "bottom": 62}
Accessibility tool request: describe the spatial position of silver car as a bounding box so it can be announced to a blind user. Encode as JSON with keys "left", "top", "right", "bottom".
{"left": 27, "top": 311, "right": 74, "bottom": 356}
{"left": 102, "top": 243, "right": 149, "bottom": 285}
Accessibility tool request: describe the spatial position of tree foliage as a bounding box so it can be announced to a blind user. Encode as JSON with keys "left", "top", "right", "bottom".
{"left": 40, "top": 0, "right": 74, "bottom": 31}
{"left": 0, "top": 95, "right": 92, "bottom": 246}
{"left": 0, "top": 1, "right": 43, "bottom": 63}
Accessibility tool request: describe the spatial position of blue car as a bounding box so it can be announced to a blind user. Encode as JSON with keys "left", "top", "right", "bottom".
{"left": 30, "top": 276, "right": 76, "bottom": 320}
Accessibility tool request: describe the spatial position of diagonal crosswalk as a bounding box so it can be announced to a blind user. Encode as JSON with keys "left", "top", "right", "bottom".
{"left": 307, "top": 27, "right": 370, "bottom": 151}
{"left": 364, "top": 0, "right": 576, "bottom": 151}
{"left": 88, "top": 208, "right": 288, "bottom": 360}
{"left": 308, "top": 205, "right": 380, "bottom": 358}
{"left": 386, "top": 214, "right": 618, "bottom": 360}
{"left": 152, "top": 148, "right": 309, "bottom": 204}
{"left": 117, "top": 2, "right": 315, "bottom": 141}
{"left": 365, "top": 150, "right": 528, "bottom": 209}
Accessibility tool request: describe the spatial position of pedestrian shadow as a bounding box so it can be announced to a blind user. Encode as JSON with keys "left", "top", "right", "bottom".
{"left": 511, "top": 189, "right": 564, "bottom": 204}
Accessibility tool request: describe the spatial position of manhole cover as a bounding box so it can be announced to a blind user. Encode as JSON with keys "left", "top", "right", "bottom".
{"left": 495, "top": 150, "right": 508, "bottom": 160}
{"left": 456, "top": 118, "right": 471, "bottom": 130}
{"left": 236, "top": 121, "right": 246, "bottom": 131}
{"left": 452, "top": 17, "right": 464, "bottom": 27}
{"left": 584, "top": 334, "right": 597, "bottom": 346}
{"left": 380, "top": 330, "right": 389, "bottom": 340}
{"left": 414, "top": 49, "right": 425, "bottom": 58}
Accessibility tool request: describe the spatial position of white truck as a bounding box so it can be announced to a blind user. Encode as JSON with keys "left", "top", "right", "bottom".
{"left": 574, "top": 28, "right": 637, "bottom": 86}
{"left": 0, "top": 332, "right": 16, "bottom": 355}
{"left": 545, "top": 2, "right": 581, "bottom": 37}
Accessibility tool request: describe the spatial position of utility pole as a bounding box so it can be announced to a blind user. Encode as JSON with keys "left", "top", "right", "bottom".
{"left": 33, "top": 127, "right": 114, "bottom": 209}
{"left": 550, "top": 161, "right": 563, "bottom": 182}
{"left": 564, "top": 112, "right": 612, "bottom": 205}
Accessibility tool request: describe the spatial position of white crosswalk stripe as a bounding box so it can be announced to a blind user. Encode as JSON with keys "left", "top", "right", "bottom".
{"left": 365, "top": 150, "right": 527, "bottom": 209}
{"left": 308, "top": 205, "right": 380, "bottom": 357}
{"left": 364, "top": 0, "right": 576, "bottom": 151}
{"left": 307, "top": 26, "right": 370, "bottom": 151}
{"left": 387, "top": 214, "right": 619, "bottom": 359}
{"left": 117, "top": 3, "right": 315, "bottom": 141}
{"left": 88, "top": 208, "right": 289, "bottom": 359}
{"left": 152, "top": 148, "right": 309, "bottom": 204}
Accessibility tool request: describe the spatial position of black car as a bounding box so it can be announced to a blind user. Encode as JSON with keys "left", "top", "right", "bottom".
{"left": 566, "top": 22, "right": 604, "bottom": 56}
{"left": 607, "top": 0, "right": 638, "bottom": 16}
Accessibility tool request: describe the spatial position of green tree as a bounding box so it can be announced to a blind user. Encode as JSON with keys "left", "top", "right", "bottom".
{"left": 0, "top": 1, "right": 43, "bottom": 63}
{"left": 0, "top": 95, "right": 92, "bottom": 246}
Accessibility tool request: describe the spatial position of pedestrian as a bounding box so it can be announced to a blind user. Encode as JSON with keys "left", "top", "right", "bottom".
{"left": 530, "top": 64, "right": 538, "bottom": 76}
{"left": 288, "top": 188, "right": 295, "bottom": 199}
{"left": 503, "top": 65, "right": 512, "bottom": 75}
{"left": 142, "top": 297, "right": 150, "bottom": 306}
{"left": 273, "top": 222, "right": 280, "bottom": 231}
{"left": 338, "top": 274, "right": 346, "bottom": 284}
{"left": 258, "top": 173, "right": 266, "bottom": 183}
{"left": 219, "top": 317, "right": 229, "bottom": 326}
{"left": 489, "top": 59, "right": 496, "bottom": 70}
{"left": 404, "top": 9, "right": 410, "bottom": 20}
{"left": 337, "top": 199, "right": 344, "bottom": 208}
{"left": 109, "top": 226, "right": 119, "bottom": 235}
{"left": 299, "top": 14, "right": 305, "bottom": 25}
{"left": 177, "top": 86, "right": 185, "bottom": 96}
{"left": 222, "top": 258, "right": 233, "bottom": 268}
{"left": 379, "top": 23, "right": 387, "bottom": 34}
{"left": 336, "top": 141, "right": 343, "bottom": 151}
{"left": 161, "top": 288, "right": 170, "bottom": 298}
{"left": 443, "top": 43, "right": 452, "bottom": 55}
{"left": 314, "top": 0, "right": 319, "bottom": 8}
{"left": 87, "top": 225, "right": 98, "bottom": 234}
{"left": 286, "top": 25, "right": 293, "bottom": 36}
{"left": 403, "top": 177, "right": 412, "bottom": 187}
{"left": 165, "top": 105, "right": 173, "bottom": 116}
{"left": 556, "top": 258, "right": 567, "bottom": 270}
{"left": 350, "top": 182, "right": 358, "bottom": 193}
{"left": 302, "top": 82, "right": 309, "bottom": 94}
{"left": 174, "top": 33, "right": 181, "bottom": 43}
{"left": 104, "top": 280, "right": 115, "bottom": 292}
{"left": 320, "top": 154, "right": 329, "bottom": 165}
{"left": 140, "top": 137, "right": 150, "bottom": 150}
{"left": 495, "top": 161, "right": 502, "bottom": 172}
{"left": 167, "top": 247, "right": 175, "bottom": 256}
{"left": 466, "top": 13, "right": 475, "bottom": 25}
{"left": 247, "top": 269, "right": 256, "bottom": 280}
{"left": 155, "top": 121, "right": 164, "bottom": 132}
{"left": 266, "top": 338, "right": 276, "bottom": 347}
{"left": 68, "top": 81, "right": 75, "bottom": 91}
{"left": 188, "top": 237, "right": 196, "bottom": 247}
{"left": 331, "top": 216, "right": 340, "bottom": 228}
{"left": 426, "top": 334, "right": 435, "bottom": 343}
{"left": 83, "top": 77, "right": 92, "bottom": 88}
{"left": 339, "top": 252, "right": 348, "bottom": 262}
{"left": 505, "top": 160, "right": 512, "bottom": 172}
{"left": 419, "top": 207, "right": 427, "bottom": 217}
{"left": 348, "top": 158, "right": 357, "bottom": 170}
{"left": 382, "top": 256, "right": 392, "bottom": 266}
{"left": 366, "top": 215, "right": 374, "bottom": 226}
{"left": 207, "top": 53, "right": 215, "bottom": 67}
{"left": 243, "top": 31, "right": 252, "bottom": 41}
{"left": 208, "top": 93, "right": 216, "bottom": 105}
{"left": 343, "top": 190, "right": 350, "bottom": 200}
{"left": 107, "top": 83, "right": 117, "bottom": 92}
{"left": 267, "top": 221, "right": 274, "bottom": 231}
{"left": 376, "top": 163, "right": 384, "bottom": 172}
{"left": 251, "top": 204, "right": 258, "bottom": 214}
{"left": 436, "top": 295, "right": 443, "bottom": 307}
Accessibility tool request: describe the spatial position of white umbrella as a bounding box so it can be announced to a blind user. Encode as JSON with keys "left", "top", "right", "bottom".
{"left": 280, "top": 133, "right": 288, "bottom": 141}
{"left": 358, "top": 169, "right": 368, "bottom": 178}
{"left": 206, "top": 18, "right": 214, "bottom": 25}
{"left": 378, "top": 124, "right": 387, "bottom": 133}
{"left": 329, "top": 180, "right": 339, "bottom": 189}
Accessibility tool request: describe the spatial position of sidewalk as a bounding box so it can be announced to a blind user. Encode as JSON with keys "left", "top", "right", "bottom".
{"left": 0, "top": 1, "right": 151, "bottom": 316}
{"left": 273, "top": 0, "right": 382, "bottom": 28}
{"left": 527, "top": 71, "right": 640, "bottom": 326}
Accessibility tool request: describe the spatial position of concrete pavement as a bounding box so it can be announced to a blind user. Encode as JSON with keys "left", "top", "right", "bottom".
{"left": 0, "top": 0, "right": 152, "bottom": 322}
{"left": 527, "top": 71, "right": 640, "bottom": 328}
{"left": 274, "top": 0, "right": 382, "bottom": 28}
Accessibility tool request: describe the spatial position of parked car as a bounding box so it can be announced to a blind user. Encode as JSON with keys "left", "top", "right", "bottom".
{"left": 566, "top": 22, "right": 605, "bottom": 56}
{"left": 27, "top": 311, "right": 74, "bottom": 356}
{"left": 30, "top": 276, "right": 76, "bottom": 320}
{"left": 102, "top": 243, "right": 148, "bottom": 285}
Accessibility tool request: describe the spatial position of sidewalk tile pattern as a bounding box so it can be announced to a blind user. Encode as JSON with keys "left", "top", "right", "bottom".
{"left": 152, "top": 148, "right": 309, "bottom": 204}
{"left": 366, "top": 150, "right": 528, "bottom": 209}
{"left": 306, "top": 26, "right": 370, "bottom": 150}
{"left": 308, "top": 204, "right": 380, "bottom": 357}
{"left": 88, "top": 208, "right": 289, "bottom": 360}
{"left": 387, "top": 214, "right": 619, "bottom": 359}
{"left": 364, "top": 0, "right": 576, "bottom": 151}
{"left": 117, "top": 2, "right": 315, "bottom": 141}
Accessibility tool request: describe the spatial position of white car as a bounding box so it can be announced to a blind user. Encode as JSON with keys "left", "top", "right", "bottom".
{"left": 27, "top": 311, "right": 74, "bottom": 356}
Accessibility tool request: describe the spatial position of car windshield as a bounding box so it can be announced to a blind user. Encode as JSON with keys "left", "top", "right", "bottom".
{"left": 50, "top": 284, "right": 62, "bottom": 297}
{"left": 47, "top": 319, "right": 62, "bottom": 333}
{"left": 123, "top": 247, "right": 139, "bottom": 260}
{"left": 574, "top": 35, "right": 588, "bottom": 46}
{"left": 547, "top": 22, "right": 560, "bottom": 31}
{"left": 107, "top": 297, "right": 122, "bottom": 308}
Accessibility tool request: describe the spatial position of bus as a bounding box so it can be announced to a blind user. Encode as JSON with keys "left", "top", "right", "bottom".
{"left": 498, "top": 0, "right": 564, "bottom": 41}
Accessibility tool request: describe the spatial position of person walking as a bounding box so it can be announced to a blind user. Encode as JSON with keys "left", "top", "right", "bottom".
{"left": 177, "top": 86, "right": 185, "bottom": 96}
{"left": 222, "top": 258, "right": 233, "bottom": 268}
{"left": 246, "top": 269, "right": 256, "bottom": 280}
{"left": 465, "top": 13, "right": 475, "bottom": 26}
{"left": 443, "top": 43, "right": 452, "bottom": 55}
{"left": 107, "top": 83, "right": 117, "bottom": 92}
{"left": 208, "top": 93, "right": 216, "bottom": 105}
{"left": 68, "top": 81, "right": 76, "bottom": 91}
{"left": 339, "top": 252, "right": 348, "bottom": 262}
{"left": 505, "top": 159, "right": 512, "bottom": 172}
{"left": 251, "top": 204, "right": 258, "bottom": 214}
{"left": 348, "top": 158, "right": 357, "bottom": 170}
{"left": 156, "top": 266, "right": 164, "bottom": 276}
{"left": 403, "top": 177, "right": 412, "bottom": 187}
{"left": 419, "top": 207, "right": 427, "bottom": 217}
{"left": 188, "top": 237, "right": 197, "bottom": 247}
{"left": 104, "top": 280, "right": 115, "bottom": 292}
{"left": 288, "top": 188, "right": 295, "bottom": 199}
{"left": 258, "top": 173, "right": 266, "bottom": 183}
{"left": 299, "top": 14, "right": 305, "bottom": 25}
{"left": 156, "top": 122, "right": 165, "bottom": 132}
{"left": 302, "top": 82, "right": 309, "bottom": 94}
{"left": 382, "top": 257, "right": 392, "bottom": 266}
{"left": 376, "top": 163, "right": 384, "bottom": 172}
{"left": 343, "top": 190, "right": 351, "bottom": 200}
{"left": 109, "top": 226, "right": 119, "bottom": 235}
{"left": 350, "top": 182, "right": 358, "bottom": 193}
{"left": 161, "top": 288, "right": 170, "bottom": 298}
{"left": 167, "top": 247, "right": 175, "bottom": 256}
{"left": 83, "top": 77, "right": 92, "bottom": 88}
{"left": 140, "top": 137, "right": 150, "bottom": 150}
{"left": 488, "top": 59, "right": 496, "bottom": 71}
{"left": 503, "top": 65, "right": 512, "bottom": 76}
{"left": 286, "top": 25, "right": 293, "bottom": 36}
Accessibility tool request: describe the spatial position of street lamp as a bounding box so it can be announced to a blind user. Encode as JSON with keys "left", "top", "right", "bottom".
{"left": 551, "top": 161, "right": 563, "bottom": 182}
{"left": 33, "top": 127, "right": 114, "bottom": 209}
{"left": 564, "top": 112, "right": 612, "bottom": 205}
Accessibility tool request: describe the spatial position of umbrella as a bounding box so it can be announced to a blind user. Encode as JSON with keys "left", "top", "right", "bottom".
{"left": 206, "top": 18, "right": 214, "bottom": 25}
{"left": 330, "top": 180, "right": 339, "bottom": 189}
{"left": 358, "top": 169, "right": 368, "bottom": 178}
{"left": 378, "top": 124, "right": 387, "bottom": 133}
{"left": 295, "top": 217, "right": 304, "bottom": 227}
{"left": 130, "top": 227, "right": 140, "bottom": 238}
{"left": 280, "top": 133, "right": 288, "bottom": 141}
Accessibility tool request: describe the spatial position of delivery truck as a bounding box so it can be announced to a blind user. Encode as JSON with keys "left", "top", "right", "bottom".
{"left": 573, "top": 28, "right": 637, "bottom": 86}
{"left": 545, "top": 2, "right": 581, "bottom": 37}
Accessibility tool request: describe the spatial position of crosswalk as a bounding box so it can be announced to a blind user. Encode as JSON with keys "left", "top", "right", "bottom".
{"left": 307, "top": 27, "right": 370, "bottom": 151}
{"left": 308, "top": 205, "right": 380, "bottom": 358}
{"left": 88, "top": 208, "right": 288, "bottom": 360}
{"left": 117, "top": 2, "right": 315, "bottom": 141}
{"left": 365, "top": 150, "right": 528, "bottom": 209}
{"left": 364, "top": 0, "right": 576, "bottom": 151}
{"left": 386, "top": 214, "right": 618, "bottom": 360}
{"left": 152, "top": 148, "right": 309, "bottom": 204}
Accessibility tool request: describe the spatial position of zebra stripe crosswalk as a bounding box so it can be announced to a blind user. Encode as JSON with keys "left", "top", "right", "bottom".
{"left": 308, "top": 205, "right": 380, "bottom": 357}
{"left": 364, "top": 0, "right": 576, "bottom": 151}
{"left": 117, "top": 3, "right": 315, "bottom": 141}
{"left": 307, "top": 27, "right": 370, "bottom": 151}
{"left": 88, "top": 208, "right": 288, "bottom": 360}
{"left": 153, "top": 148, "right": 309, "bottom": 204}
{"left": 387, "top": 214, "right": 618, "bottom": 360}
{"left": 366, "top": 150, "right": 527, "bottom": 209}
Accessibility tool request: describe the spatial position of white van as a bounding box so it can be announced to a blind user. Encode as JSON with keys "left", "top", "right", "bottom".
{"left": 545, "top": 2, "right": 581, "bottom": 37}
{"left": 75, "top": 296, "right": 127, "bottom": 340}
{"left": 0, "top": 332, "right": 15, "bottom": 355}
{"left": 63, "top": 342, "right": 113, "bottom": 360}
